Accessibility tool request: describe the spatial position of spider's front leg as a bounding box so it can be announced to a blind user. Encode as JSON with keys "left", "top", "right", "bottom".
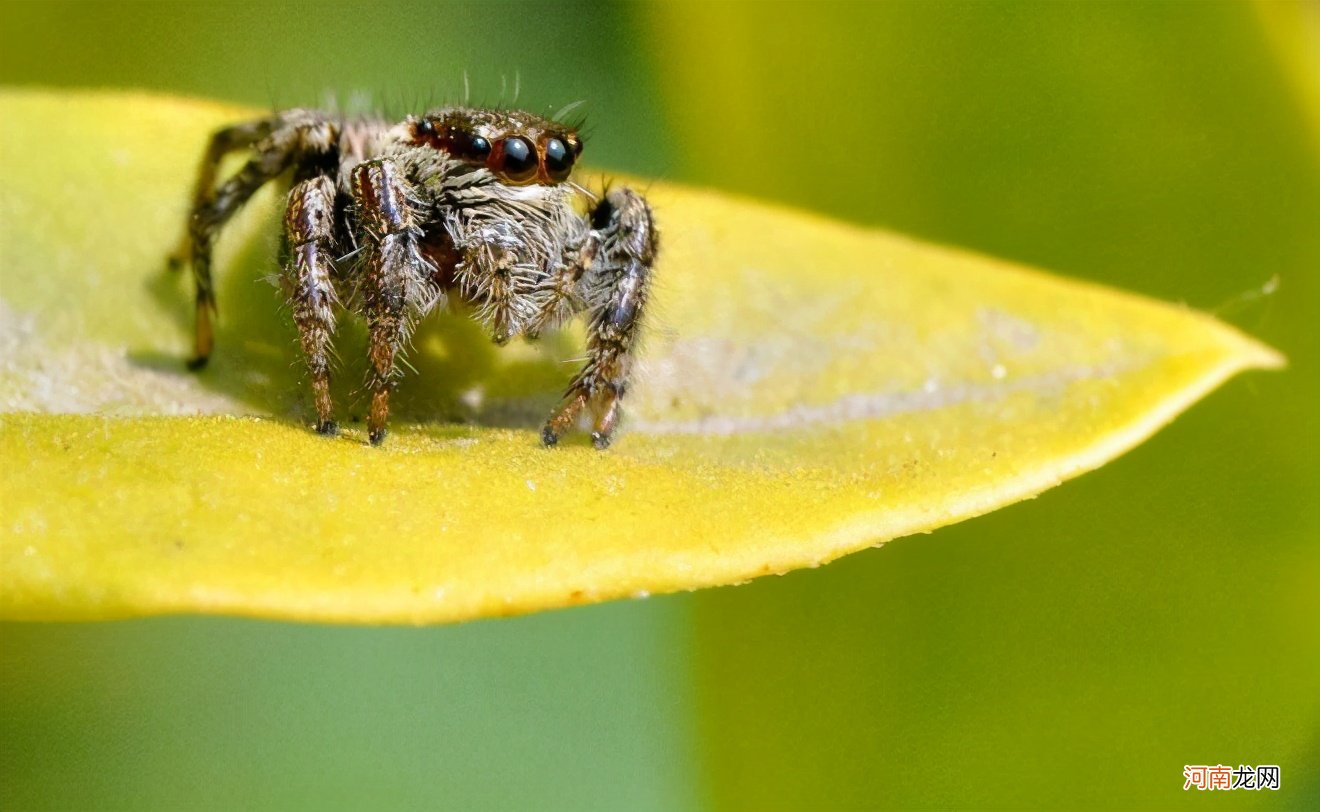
{"left": 282, "top": 175, "right": 341, "bottom": 435}
{"left": 542, "top": 188, "right": 658, "bottom": 450}
{"left": 351, "top": 159, "right": 436, "bottom": 446}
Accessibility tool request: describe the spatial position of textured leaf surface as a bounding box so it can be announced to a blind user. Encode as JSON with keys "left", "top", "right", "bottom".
{"left": 0, "top": 91, "right": 1283, "bottom": 623}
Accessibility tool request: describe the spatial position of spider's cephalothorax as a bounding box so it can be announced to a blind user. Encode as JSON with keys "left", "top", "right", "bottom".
{"left": 172, "top": 107, "right": 657, "bottom": 449}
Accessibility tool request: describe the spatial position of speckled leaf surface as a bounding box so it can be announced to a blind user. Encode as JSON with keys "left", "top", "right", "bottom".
{"left": 0, "top": 91, "right": 1283, "bottom": 624}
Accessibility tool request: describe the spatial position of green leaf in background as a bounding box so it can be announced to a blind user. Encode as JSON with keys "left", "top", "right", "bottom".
{"left": 643, "top": 0, "right": 1320, "bottom": 808}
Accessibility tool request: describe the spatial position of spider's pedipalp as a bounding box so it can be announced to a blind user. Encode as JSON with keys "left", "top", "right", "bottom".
{"left": 525, "top": 236, "right": 596, "bottom": 340}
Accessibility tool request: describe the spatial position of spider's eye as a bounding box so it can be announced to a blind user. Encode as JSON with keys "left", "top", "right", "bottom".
{"left": 415, "top": 118, "right": 436, "bottom": 138}
{"left": 543, "top": 137, "right": 574, "bottom": 182}
{"left": 498, "top": 136, "right": 537, "bottom": 182}
{"left": 448, "top": 130, "right": 490, "bottom": 162}
{"left": 466, "top": 135, "right": 491, "bottom": 161}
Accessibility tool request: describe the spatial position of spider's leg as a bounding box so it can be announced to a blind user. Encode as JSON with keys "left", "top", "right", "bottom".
{"left": 282, "top": 174, "right": 341, "bottom": 435}
{"left": 542, "top": 188, "right": 657, "bottom": 450}
{"left": 351, "top": 159, "right": 435, "bottom": 446}
{"left": 169, "top": 117, "right": 276, "bottom": 268}
{"left": 184, "top": 113, "right": 339, "bottom": 369}
{"left": 186, "top": 154, "right": 283, "bottom": 369}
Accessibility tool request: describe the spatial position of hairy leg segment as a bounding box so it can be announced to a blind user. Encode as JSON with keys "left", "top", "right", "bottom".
{"left": 351, "top": 159, "right": 437, "bottom": 446}
{"left": 169, "top": 117, "right": 276, "bottom": 269}
{"left": 542, "top": 188, "right": 657, "bottom": 450}
{"left": 174, "top": 113, "right": 339, "bottom": 368}
{"left": 282, "top": 174, "right": 341, "bottom": 435}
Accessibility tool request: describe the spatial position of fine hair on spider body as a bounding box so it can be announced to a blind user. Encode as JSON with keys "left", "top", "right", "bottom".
{"left": 171, "top": 106, "right": 658, "bottom": 450}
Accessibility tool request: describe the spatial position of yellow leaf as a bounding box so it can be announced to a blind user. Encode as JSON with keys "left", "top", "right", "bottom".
{"left": 0, "top": 90, "right": 1283, "bottom": 624}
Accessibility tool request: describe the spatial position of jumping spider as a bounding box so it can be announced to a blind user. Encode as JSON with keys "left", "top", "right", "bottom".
{"left": 171, "top": 107, "right": 657, "bottom": 449}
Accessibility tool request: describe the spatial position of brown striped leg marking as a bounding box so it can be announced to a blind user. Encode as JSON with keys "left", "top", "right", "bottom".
{"left": 283, "top": 175, "right": 341, "bottom": 435}
{"left": 351, "top": 159, "right": 433, "bottom": 446}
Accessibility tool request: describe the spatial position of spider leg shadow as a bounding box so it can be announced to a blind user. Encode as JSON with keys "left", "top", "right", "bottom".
{"left": 130, "top": 223, "right": 578, "bottom": 430}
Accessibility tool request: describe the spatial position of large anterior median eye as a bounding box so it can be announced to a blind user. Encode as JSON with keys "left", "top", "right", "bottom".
{"left": 543, "top": 137, "right": 574, "bottom": 182}
{"left": 498, "top": 136, "right": 537, "bottom": 182}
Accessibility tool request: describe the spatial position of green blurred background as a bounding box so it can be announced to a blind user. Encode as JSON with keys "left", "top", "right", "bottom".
{"left": 1, "top": 1, "right": 1316, "bottom": 809}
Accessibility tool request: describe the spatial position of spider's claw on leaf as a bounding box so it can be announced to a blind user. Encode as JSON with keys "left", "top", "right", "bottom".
{"left": 369, "top": 428, "right": 388, "bottom": 447}
{"left": 185, "top": 355, "right": 209, "bottom": 372}
{"left": 315, "top": 420, "right": 339, "bottom": 437}
{"left": 540, "top": 388, "right": 618, "bottom": 450}
{"left": 540, "top": 425, "right": 560, "bottom": 448}
{"left": 542, "top": 389, "right": 588, "bottom": 448}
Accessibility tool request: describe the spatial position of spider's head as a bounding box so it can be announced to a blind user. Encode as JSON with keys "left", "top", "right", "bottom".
{"left": 411, "top": 108, "right": 583, "bottom": 186}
